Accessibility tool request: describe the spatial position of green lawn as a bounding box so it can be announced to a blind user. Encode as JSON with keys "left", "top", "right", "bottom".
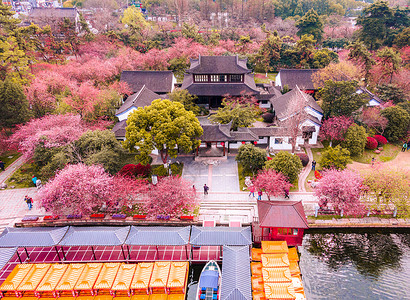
{"left": 254, "top": 73, "right": 277, "bottom": 84}
{"left": 6, "top": 162, "right": 40, "bottom": 189}
{"left": 351, "top": 143, "right": 400, "bottom": 164}
{"left": 238, "top": 163, "right": 253, "bottom": 191}
{"left": 305, "top": 147, "right": 323, "bottom": 192}
{"left": 0, "top": 151, "right": 21, "bottom": 172}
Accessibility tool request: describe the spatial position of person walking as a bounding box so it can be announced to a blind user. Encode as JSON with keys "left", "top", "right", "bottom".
{"left": 372, "top": 157, "right": 375, "bottom": 166}
{"left": 32, "top": 176, "right": 37, "bottom": 186}
{"left": 402, "top": 142, "right": 407, "bottom": 152}
{"left": 0, "top": 160, "right": 5, "bottom": 171}
{"left": 249, "top": 185, "right": 255, "bottom": 198}
{"left": 311, "top": 160, "right": 316, "bottom": 171}
{"left": 257, "top": 190, "right": 262, "bottom": 200}
{"left": 203, "top": 184, "right": 209, "bottom": 195}
{"left": 24, "top": 196, "right": 33, "bottom": 210}
{"left": 284, "top": 188, "right": 290, "bottom": 199}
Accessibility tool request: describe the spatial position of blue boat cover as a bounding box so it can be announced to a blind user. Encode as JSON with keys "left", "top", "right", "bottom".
{"left": 199, "top": 270, "right": 219, "bottom": 289}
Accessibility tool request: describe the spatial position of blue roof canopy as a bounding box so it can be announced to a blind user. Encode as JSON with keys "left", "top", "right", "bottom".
{"left": 199, "top": 270, "right": 219, "bottom": 289}
{"left": 59, "top": 226, "right": 130, "bottom": 246}
{"left": 220, "top": 246, "right": 252, "bottom": 300}
{"left": 125, "top": 226, "right": 190, "bottom": 246}
{"left": 190, "top": 226, "right": 252, "bottom": 246}
{"left": 0, "top": 227, "right": 69, "bottom": 247}
{"left": 0, "top": 248, "right": 16, "bottom": 271}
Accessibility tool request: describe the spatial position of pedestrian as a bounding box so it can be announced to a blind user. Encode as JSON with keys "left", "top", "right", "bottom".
{"left": 0, "top": 160, "right": 4, "bottom": 171}
{"left": 193, "top": 185, "right": 196, "bottom": 193}
{"left": 32, "top": 176, "right": 37, "bottom": 186}
{"left": 371, "top": 157, "right": 375, "bottom": 166}
{"left": 257, "top": 190, "right": 262, "bottom": 200}
{"left": 284, "top": 188, "right": 290, "bottom": 199}
{"left": 24, "top": 196, "right": 33, "bottom": 210}
{"left": 311, "top": 160, "right": 316, "bottom": 171}
{"left": 249, "top": 185, "right": 255, "bottom": 198}
{"left": 36, "top": 179, "right": 42, "bottom": 190}
{"left": 402, "top": 142, "right": 407, "bottom": 152}
{"left": 203, "top": 184, "right": 209, "bottom": 195}
{"left": 407, "top": 141, "right": 410, "bottom": 151}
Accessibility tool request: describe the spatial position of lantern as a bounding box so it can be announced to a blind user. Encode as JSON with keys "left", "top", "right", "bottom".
{"left": 254, "top": 141, "right": 258, "bottom": 145}
{"left": 242, "top": 141, "right": 246, "bottom": 144}
{"left": 221, "top": 142, "right": 225, "bottom": 146}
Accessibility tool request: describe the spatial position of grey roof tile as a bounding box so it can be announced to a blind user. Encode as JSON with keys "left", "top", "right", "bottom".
{"left": 190, "top": 226, "right": 252, "bottom": 246}
{"left": 116, "top": 85, "right": 163, "bottom": 115}
{"left": 125, "top": 226, "right": 190, "bottom": 246}
{"left": 0, "top": 248, "right": 16, "bottom": 271}
{"left": 186, "top": 56, "right": 251, "bottom": 74}
{"left": 59, "top": 226, "right": 130, "bottom": 246}
{"left": 121, "top": 71, "right": 174, "bottom": 94}
{"left": 0, "top": 227, "right": 69, "bottom": 247}
{"left": 277, "top": 69, "right": 319, "bottom": 90}
{"left": 221, "top": 245, "right": 252, "bottom": 300}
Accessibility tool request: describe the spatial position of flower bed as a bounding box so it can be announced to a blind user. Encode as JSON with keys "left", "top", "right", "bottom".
{"left": 133, "top": 214, "right": 147, "bottom": 219}
{"left": 179, "top": 216, "right": 194, "bottom": 221}
{"left": 22, "top": 216, "right": 39, "bottom": 222}
{"left": 112, "top": 214, "right": 127, "bottom": 219}
{"left": 90, "top": 213, "right": 105, "bottom": 219}
{"left": 67, "top": 214, "right": 82, "bottom": 219}
{"left": 43, "top": 215, "right": 59, "bottom": 221}
{"left": 157, "top": 215, "right": 170, "bottom": 220}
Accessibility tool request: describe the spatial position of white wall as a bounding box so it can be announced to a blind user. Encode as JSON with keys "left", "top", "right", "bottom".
{"left": 305, "top": 106, "right": 323, "bottom": 122}
{"left": 259, "top": 102, "right": 272, "bottom": 109}
{"left": 275, "top": 73, "right": 282, "bottom": 88}
{"left": 116, "top": 107, "right": 137, "bottom": 121}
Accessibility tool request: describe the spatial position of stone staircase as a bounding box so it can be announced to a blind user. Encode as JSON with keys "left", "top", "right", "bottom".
{"left": 198, "top": 201, "right": 258, "bottom": 225}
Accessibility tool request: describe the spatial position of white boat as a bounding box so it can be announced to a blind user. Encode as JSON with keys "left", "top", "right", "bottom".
{"left": 197, "top": 260, "right": 221, "bottom": 300}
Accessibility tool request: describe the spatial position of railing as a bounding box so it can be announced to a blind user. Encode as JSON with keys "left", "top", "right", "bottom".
{"left": 304, "top": 207, "right": 401, "bottom": 218}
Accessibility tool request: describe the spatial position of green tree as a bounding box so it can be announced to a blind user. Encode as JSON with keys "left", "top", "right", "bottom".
{"left": 319, "top": 145, "right": 351, "bottom": 170}
{"left": 209, "top": 100, "right": 260, "bottom": 131}
{"left": 181, "top": 23, "right": 204, "bottom": 44}
{"left": 265, "top": 151, "right": 302, "bottom": 183}
{"left": 0, "top": 78, "right": 30, "bottom": 127}
{"left": 257, "top": 31, "right": 282, "bottom": 75}
{"left": 319, "top": 80, "right": 367, "bottom": 118}
{"left": 376, "top": 47, "right": 402, "bottom": 83}
{"left": 124, "top": 99, "right": 203, "bottom": 164}
{"left": 356, "top": 1, "right": 393, "bottom": 50}
{"left": 347, "top": 41, "right": 376, "bottom": 84}
{"left": 341, "top": 124, "right": 367, "bottom": 156}
{"left": 312, "top": 48, "right": 338, "bottom": 68}
{"left": 393, "top": 27, "right": 410, "bottom": 48}
{"left": 236, "top": 144, "right": 267, "bottom": 175}
{"left": 168, "top": 89, "right": 200, "bottom": 115}
{"left": 397, "top": 102, "right": 410, "bottom": 116}
{"left": 296, "top": 9, "right": 324, "bottom": 42}
{"left": 377, "top": 84, "right": 406, "bottom": 104}
{"left": 380, "top": 106, "right": 410, "bottom": 142}
{"left": 121, "top": 6, "right": 149, "bottom": 32}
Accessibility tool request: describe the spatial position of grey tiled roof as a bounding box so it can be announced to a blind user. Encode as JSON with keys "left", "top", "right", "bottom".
{"left": 112, "top": 119, "right": 127, "bottom": 139}
{"left": 190, "top": 226, "right": 252, "bottom": 246}
{"left": 59, "top": 226, "right": 130, "bottom": 246}
{"left": 186, "top": 56, "right": 251, "bottom": 74}
{"left": 221, "top": 246, "right": 252, "bottom": 300}
{"left": 125, "top": 226, "right": 190, "bottom": 246}
{"left": 121, "top": 71, "right": 174, "bottom": 94}
{"left": 0, "top": 227, "right": 69, "bottom": 247}
{"left": 277, "top": 69, "right": 319, "bottom": 90}
{"left": 116, "top": 85, "right": 163, "bottom": 115}
{"left": 0, "top": 248, "right": 16, "bottom": 271}
{"left": 29, "top": 7, "right": 78, "bottom": 19}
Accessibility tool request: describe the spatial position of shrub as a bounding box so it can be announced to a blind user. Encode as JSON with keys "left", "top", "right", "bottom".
{"left": 373, "top": 135, "right": 388, "bottom": 145}
{"left": 341, "top": 124, "right": 367, "bottom": 156}
{"left": 319, "top": 145, "right": 351, "bottom": 170}
{"left": 153, "top": 165, "right": 168, "bottom": 176}
{"left": 366, "top": 137, "right": 378, "bottom": 150}
{"left": 262, "top": 112, "right": 274, "bottom": 123}
{"left": 236, "top": 144, "right": 267, "bottom": 174}
{"left": 119, "top": 163, "right": 151, "bottom": 178}
{"left": 170, "top": 162, "right": 183, "bottom": 176}
{"left": 296, "top": 153, "right": 309, "bottom": 167}
{"left": 264, "top": 151, "right": 302, "bottom": 183}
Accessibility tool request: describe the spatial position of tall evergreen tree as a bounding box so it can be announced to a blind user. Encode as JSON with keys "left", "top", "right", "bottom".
{"left": 0, "top": 79, "right": 30, "bottom": 127}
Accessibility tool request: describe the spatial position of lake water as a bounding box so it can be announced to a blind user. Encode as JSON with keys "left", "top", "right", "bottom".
{"left": 300, "top": 229, "right": 410, "bottom": 300}
{"left": 187, "top": 229, "right": 410, "bottom": 300}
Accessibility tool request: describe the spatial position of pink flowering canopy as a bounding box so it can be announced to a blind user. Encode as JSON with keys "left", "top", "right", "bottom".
{"left": 144, "top": 176, "right": 198, "bottom": 217}
{"left": 38, "top": 164, "right": 115, "bottom": 215}
{"left": 315, "top": 169, "right": 365, "bottom": 216}
{"left": 320, "top": 116, "right": 353, "bottom": 143}
{"left": 9, "top": 114, "right": 107, "bottom": 159}
{"left": 253, "top": 169, "right": 292, "bottom": 200}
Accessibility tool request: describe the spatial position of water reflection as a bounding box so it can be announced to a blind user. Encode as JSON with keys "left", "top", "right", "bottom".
{"left": 307, "top": 232, "right": 403, "bottom": 277}
{"left": 301, "top": 231, "right": 410, "bottom": 300}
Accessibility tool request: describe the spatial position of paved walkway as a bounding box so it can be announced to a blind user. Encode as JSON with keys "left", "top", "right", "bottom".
{"left": 347, "top": 149, "right": 410, "bottom": 172}
{"left": 0, "top": 156, "right": 26, "bottom": 185}
{"left": 298, "top": 147, "right": 313, "bottom": 192}
{"left": 181, "top": 156, "right": 240, "bottom": 192}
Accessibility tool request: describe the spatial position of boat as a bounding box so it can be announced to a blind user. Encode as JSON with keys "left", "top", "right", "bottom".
{"left": 197, "top": 261, "right": 221, "bottom": 300}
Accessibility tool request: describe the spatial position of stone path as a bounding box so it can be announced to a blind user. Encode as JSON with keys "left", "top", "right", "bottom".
{"left": 298, "top": 147, "right": 313, "bottom": 192}
{"left": 0, "top": 156, "right": 26, "bottom": 185}
{"left": 347, "top": 149, "right": 410, "bottom": 172}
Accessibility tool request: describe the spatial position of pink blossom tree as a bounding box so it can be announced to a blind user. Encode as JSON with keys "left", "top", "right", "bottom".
{"left": 144, "top": 176, "right": 198, "bottom": 217}
{"left": 253, "top": 169, "right": 293, "bottom": 200}
{"left": 38, "top": 164, "right": 115, "bottom": 215}
{"left": 361, "top": 107, "right": 388, "bottom": 135}
{"left": 8, "top": 114, "right": 106, "bottom": 159}
{"left": 320, "top": 116, "right": 353, "bottom": 146}
{"left": 315, "top": 169, "right": 365, "bottom": 216}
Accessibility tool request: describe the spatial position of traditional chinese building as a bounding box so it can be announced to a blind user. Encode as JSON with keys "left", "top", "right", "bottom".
{"left": 275, "top": 69, "right": 319, "bottom": 97}
{"left": 181, "top": 55, "right": 259, "bottom": 108}
{"left": 253, "top": 200, "right": 309, "bottom": 246}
